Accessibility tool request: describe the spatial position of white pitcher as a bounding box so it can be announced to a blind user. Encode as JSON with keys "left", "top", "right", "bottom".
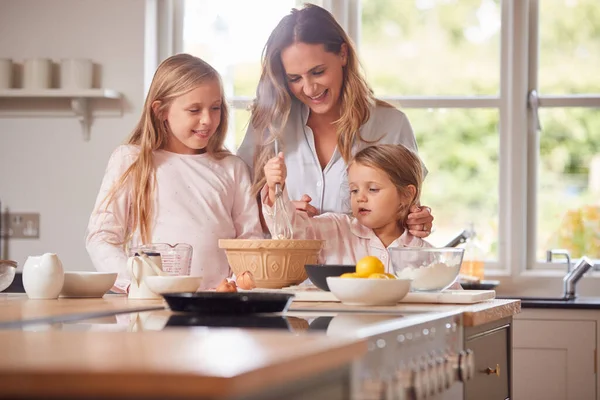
{"left": 22, "top": 253, "right": 64, "bottom": 299}
{"left": 127, "top": 255, "right": 163, "bottom": 300}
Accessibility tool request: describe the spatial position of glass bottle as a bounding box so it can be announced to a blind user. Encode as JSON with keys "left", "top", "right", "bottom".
{"left": 460, "top": 224, "right": 486, "bottom": 280}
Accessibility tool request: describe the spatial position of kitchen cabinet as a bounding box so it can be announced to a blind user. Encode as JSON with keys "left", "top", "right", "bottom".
{"left": 513, "top": 309, "right": 597, "bottom": 400}
{"left": 464, "top": 317, "right": 512, "bottom": 400}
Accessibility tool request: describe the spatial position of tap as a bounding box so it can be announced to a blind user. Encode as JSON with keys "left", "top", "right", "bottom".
{"left": 563, "top": 256, "right": 594, "bottom": 300}
{"left": 546, "top": 249, "right": 572, "bottom": 272}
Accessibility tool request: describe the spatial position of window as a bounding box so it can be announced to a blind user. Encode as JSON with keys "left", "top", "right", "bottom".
{"left": 181, "top": 0, "right": 303, "bottom": 150}
{"left": 175, "top": 0, "right": 600, "bottom": 275}
{"left": 532, "top": 0, "right": 600, "bottom": 264}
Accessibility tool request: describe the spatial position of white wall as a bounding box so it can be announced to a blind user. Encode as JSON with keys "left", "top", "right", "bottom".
{"left": 0, "top": 0, "right": 147, "bottom": 271}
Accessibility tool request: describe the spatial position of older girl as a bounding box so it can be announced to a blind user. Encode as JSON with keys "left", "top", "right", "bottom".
{"left": 86, "top": 54, "right": 262, "bottom": 292}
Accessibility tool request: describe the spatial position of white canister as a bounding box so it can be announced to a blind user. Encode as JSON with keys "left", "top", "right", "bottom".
{"left": 0, "top": 59, "right": 13, "bottom": 89}
{"left": 22, "top": 253, "right": 65, "bottom": 300}
{"left": 60, "top": 58, "right": 93, "bottom": 89}
{"left": 23, "top": 58, "right": 52, "bottom": 89}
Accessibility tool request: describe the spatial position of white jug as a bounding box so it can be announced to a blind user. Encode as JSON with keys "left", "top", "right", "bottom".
{"left": 127, "top": 255, "right": 163, "bottom": 299}
{"left": 22, "top": 253, "right": 64, "bottom": 299}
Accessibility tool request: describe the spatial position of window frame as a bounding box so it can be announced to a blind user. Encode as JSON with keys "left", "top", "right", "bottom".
{"left": 158, "top": 0, "right": 600, "bottom": 291}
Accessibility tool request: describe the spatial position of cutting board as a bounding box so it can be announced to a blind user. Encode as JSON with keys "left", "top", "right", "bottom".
{"left": 252, "top": 287, "right": 496, "bottom": 304}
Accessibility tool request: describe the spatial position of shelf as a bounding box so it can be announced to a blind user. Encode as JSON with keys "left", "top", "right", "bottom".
{"left": 0, "top": 89, "right": 123, "bottom": 140}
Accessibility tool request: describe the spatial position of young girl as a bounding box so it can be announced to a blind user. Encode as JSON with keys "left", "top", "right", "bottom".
{"left": 263, "top": 144, "right": 431, "bottom": 273}
{"left": 86, "top": 54, "right": 262, "bottom": 293}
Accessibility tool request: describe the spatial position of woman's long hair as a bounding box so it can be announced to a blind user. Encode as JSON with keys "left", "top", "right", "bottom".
{"left": 250, "top": 3, "right": 389, "bottom": 195}
{"left": 102, "top": 53, "right": 230, "bottom": 244}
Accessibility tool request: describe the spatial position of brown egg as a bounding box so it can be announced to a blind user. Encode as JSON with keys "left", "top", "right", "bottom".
{"left": 236, "top": 271, "right": 256, "bottom": 290}
{"left": 216, "top": 279, "right": 237, "bottom": 293}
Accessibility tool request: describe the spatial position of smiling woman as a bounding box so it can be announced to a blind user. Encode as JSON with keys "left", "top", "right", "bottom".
{"left": 235, "top": 3, "right": 434, "bottom": 238}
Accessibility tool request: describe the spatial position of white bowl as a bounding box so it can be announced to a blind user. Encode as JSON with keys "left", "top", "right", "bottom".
{"left": 326, "top": 277, "right": 411, "bottom": 306}
{"left": 390, "top": 247, "right": 464, "bottom": 292}
{"left": 60, "top": 271, "right": 117, "bottom": 298}
{"left": 144, "top": 276, "right": 202, "bottom": 295}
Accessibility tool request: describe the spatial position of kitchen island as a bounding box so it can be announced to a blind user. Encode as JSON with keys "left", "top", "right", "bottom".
{"left": 0, "top": 293, "right": 520, "bottom": 399}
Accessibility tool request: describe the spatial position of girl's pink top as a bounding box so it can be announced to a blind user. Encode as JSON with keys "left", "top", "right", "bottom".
{"left": 86, "top": 145, "right": 263, "bottom": 292}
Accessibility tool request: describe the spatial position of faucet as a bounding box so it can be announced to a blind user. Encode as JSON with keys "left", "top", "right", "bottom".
{"left": 546, "top": 249, "right": 572, "bottom": 272}
{"left": 563, "top": 256, "right": 594, "bottom": 300}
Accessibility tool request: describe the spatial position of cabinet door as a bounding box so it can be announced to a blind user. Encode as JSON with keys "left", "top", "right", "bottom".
{"left": 513, "top": 320, "right": 596, "bottom": 400}
{"left": 465, "top": 326, "right": 510, "bottom": 400}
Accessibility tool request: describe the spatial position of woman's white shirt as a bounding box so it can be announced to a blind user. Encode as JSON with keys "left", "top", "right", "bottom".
{"left": 237, "top": 99, "right": 423, "bottom": 214}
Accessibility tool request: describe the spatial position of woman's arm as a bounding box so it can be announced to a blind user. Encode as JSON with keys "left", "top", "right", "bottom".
{"left": 85, "top": 146, "right": 136, "bottom": 293}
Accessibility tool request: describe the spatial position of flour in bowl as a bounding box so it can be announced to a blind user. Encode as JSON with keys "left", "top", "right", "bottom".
{"left": 396, "top": 262, "right": 460, "bottom": 291}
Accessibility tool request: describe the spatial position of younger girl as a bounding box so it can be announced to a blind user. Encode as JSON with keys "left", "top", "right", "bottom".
{"left": 86, "top": 54, "right": 262, "bottom": 292}
{"left": 263, "top": 144, "right": 431, "bottom": 272}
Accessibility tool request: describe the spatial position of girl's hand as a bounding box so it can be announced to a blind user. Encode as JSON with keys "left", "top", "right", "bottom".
{"left": 292, "top": 194, "right": 319, "bottom": 217}
{"left": 264, "top": 152, "right": 286, "bottom": 206}
{"left": 407, "top": 205, "right": 434, "bottom": 238}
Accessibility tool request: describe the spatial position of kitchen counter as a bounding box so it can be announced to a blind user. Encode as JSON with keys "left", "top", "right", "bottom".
{"left": 499, "top": 295, "right": 600, "bottom": 309}
{"left": 0, "top": 293, "right": 164, "bottom": 328}
{"left": 290, "top": 298, "right": 521, "bottom": 327}
{"left": 0, "top": 294, "right": 520, "bottom": 399}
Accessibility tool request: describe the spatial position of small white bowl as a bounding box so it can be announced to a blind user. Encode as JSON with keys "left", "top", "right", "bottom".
{"left": 60, "top": 271, "right": 117, "bottom": 298}
{"left": 145, "top": 276, "right": 202, "bottom": 295}
{"left": 326, "top": 277, "right": 411, "bottom": 306}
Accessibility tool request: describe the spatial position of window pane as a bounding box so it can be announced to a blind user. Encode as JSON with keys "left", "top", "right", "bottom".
{"left": 539, "top": 0, "right": 600, "bottom": 94}
{"left": 182, "top": 0, "right": 296, "bottom": 150}
{"left": 183, "top": 0, "right": 296, "bottom": 98}
{"left": 360, "top": 0, "right": 501, "bottom": 96}
{"left": 409, "top": 108, "right": 499, "bottom": 260}
{"left": 536, "top": 108, "right": 600, "bottom": 260}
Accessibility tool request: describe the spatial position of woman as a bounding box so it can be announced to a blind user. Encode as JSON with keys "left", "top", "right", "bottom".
{"left": 237, "top": 3, "right": 433, "bottom": 237}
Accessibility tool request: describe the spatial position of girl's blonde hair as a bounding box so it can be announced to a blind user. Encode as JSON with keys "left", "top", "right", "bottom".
{"left": 349, "top": 144, "right": 423, "bottom": 229}
{"left": 103, "top": 53, "right": 230, "bottom": 244}
{"left": 249, "top": 3, "right": 390, "bottom": 195}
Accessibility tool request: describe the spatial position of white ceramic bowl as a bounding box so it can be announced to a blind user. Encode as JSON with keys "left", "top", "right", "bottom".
{"left": 144, "top": 276, "right": 202, "bottom": 295}
{"left": 326, "top": 277, "right": 411, "bottom": 306}
{"left": 60, "top": 271, "right": 117, "bottom": 298}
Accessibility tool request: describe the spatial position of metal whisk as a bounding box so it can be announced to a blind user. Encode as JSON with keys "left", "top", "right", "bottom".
{"left": 272, "top": 138, "right": 293, "bottom": 240}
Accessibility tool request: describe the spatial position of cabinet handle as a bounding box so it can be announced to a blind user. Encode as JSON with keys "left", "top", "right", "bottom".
{"left": 483, "top": 364, "right": 500, "bottom": 377}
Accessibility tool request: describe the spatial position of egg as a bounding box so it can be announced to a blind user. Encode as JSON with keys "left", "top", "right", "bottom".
{"left": 216, "top": 278, "right": 237, "bottom": 293}
{"left": 236, "top": 271, "right": 256, "bottom": 290}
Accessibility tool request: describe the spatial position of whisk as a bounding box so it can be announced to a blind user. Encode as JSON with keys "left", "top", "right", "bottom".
{"left": 272, "top": 138, "right": 293, "bottom": 240}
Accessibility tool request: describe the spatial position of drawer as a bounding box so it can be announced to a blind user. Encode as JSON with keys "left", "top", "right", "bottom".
{"left": 465, "top": 327, "right": 510, "bottom": 400}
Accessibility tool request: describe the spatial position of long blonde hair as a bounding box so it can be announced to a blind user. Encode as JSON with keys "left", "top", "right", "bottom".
{"left": 349, "top": 144, "right": 423, "bottom": 229}
{"left": 103, "top": 53, "right": 230, "bottom": 244}
{"left": 250, "top": 3, "right": 390, "bottom": 195}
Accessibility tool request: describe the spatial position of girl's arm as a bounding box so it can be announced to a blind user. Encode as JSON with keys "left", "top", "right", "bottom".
{"left": 85, "top": 146, "right": 136, "bottom": 293}
{"left": 260, "top": 186, "right": 343, "bottom": 241}
{"left": 231, "top": 158, "right": 264, "bottom": 239}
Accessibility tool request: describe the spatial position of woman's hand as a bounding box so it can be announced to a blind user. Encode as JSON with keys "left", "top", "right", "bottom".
{"left": 406, "top": 205, "right": 434, "bottom": 238}
{"left": 264, "top": 152, "right": 286, "bottom": 206}
{"left": 292, "top": 194, "right": 319, "bottom": 217}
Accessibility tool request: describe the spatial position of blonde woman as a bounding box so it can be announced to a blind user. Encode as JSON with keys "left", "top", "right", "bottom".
{"left": 86, "top": 54, "right": 262, "bottom": 293}
{"left": 237, "top": 3, "right": 434, "bottom": 237}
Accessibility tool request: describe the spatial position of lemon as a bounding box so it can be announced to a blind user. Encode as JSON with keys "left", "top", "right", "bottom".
{"left": 355, "top": 256, "right": 385, "bottom": 278}
{"left": 367, "top": 273, "right": 391, "bottom": 279}
{"left": 340, "top": 272, "right": 363, "bottom": 278}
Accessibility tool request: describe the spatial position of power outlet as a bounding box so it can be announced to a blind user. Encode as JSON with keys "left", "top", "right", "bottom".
{"left": 1, "top": 213, "right": 40, "bottom": 239}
